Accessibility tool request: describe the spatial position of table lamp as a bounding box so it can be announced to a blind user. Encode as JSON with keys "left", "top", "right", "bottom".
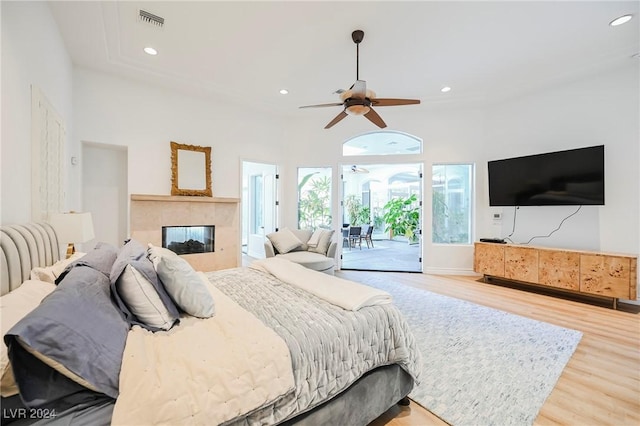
{"left": 50, "top": 212, "right": 95, "bottom": 258}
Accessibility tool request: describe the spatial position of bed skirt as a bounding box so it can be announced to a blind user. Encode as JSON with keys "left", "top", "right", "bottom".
{"left": 281, "top": 364, "right": 414, "bottom": 425}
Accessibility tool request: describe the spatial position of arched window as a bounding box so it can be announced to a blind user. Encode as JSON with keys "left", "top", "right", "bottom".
{"left": 343, "top": 130, "right": 422, "bottom": 156}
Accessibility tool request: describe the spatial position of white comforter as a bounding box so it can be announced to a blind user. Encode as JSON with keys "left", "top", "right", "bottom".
{"left": 111, "top": 273, "right": 295, "bottom": 425}
{"left": 251, "top": 257, "right": 392, "bottom": 310}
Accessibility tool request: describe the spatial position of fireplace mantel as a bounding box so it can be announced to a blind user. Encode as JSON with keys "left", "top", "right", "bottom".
{"left": 130, "top": 194, "right": 240, "bottom": 272}
{"left": 131, "top": 194, "right": 240, "bottom": 204}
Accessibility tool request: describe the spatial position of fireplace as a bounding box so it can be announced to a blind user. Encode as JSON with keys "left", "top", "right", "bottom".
{"left": 162, "top": 225, "right": 215, "bottom": 255}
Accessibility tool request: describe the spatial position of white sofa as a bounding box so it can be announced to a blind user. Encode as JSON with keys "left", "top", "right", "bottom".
{"left": 264, "top": 228, "right": 337, "bottom": 275}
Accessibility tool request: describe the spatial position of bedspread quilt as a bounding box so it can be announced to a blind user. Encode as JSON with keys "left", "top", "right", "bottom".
{"left": 111, "top": 275, "right": 295, "bottom": 425}
{"left": 209, "top": 267, "right": 422, "bottom": 425}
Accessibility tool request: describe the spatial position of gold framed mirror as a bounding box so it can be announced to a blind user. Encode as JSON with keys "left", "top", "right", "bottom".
{"left": 170, "top": 141, "right": 212, "bottom": 196}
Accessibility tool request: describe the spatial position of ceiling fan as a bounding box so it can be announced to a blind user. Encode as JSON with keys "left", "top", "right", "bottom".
{"left": 350, "top": 165, "right": 369, "bottom": 174}
{"left": 300, "top": 30, "right": 420, "bottom": 129}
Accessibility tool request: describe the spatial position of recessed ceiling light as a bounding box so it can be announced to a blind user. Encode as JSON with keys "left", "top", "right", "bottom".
{"left": 441, "top": 86, "right": 451, "bottom": 93}
{"left": 143, "top": 47, "right": 158, "bottom": 55}
{"left": 610, "top": 14, "right": 633, "bottom": 26}
{"left": 279, "top": 89, "right": 289, "bottom": 95}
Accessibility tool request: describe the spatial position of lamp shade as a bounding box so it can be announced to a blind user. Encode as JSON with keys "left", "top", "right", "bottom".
{"left": 50, "top": 212, "right": 95, "bottom": 244}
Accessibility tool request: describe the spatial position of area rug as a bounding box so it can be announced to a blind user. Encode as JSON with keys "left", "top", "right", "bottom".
{"left": 361, "top": 275, "right": 583, "bottom": 426}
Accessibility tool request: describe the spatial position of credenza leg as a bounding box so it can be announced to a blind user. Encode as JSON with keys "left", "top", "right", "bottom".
{"left": 613, "top": 298, "right": 618, "bottom": 310}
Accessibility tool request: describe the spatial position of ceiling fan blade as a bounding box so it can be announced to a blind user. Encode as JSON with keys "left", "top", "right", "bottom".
{"left": 325, "top": 111, "right": 348, "bottom": 129}
{"left": 352, "top": 80, "right": 367, "bottom": 98}
{"left": 299, "top": 102, "right": 344, "bottom": 109}
{"left": 364, "top": 108, "right": 387, "bottom": 129}
{"left": 371, "top": 98, "right": 421, "bottom": 107}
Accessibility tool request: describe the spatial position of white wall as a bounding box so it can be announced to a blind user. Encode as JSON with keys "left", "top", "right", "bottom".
{"left": 1, "top": 1, "right": 74, "bottom": 223}
{"left": 73, "top": 69, "right": 289, "bottom": 204}
{"left": 482, "top": 64, "right": 639, "bottom": 255}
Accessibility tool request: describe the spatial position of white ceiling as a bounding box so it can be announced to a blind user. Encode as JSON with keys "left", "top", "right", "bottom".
{"left": 48, "top": 1, "right": 639, "bottom": 119}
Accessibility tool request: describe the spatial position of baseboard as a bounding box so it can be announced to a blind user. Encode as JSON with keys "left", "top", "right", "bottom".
{"left": 422, "top": 267, "right": 479, "bottom": 276}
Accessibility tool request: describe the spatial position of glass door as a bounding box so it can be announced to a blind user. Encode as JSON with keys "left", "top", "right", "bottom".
{"left": 242, "top": 161, "right": 278, "bottom": 258}
{"left": 340, "top": 163, "right": 422, "bottom": 272}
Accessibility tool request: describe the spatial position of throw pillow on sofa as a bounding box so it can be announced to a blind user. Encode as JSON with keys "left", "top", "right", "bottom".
{"left": 267, "top": 228, "right": 302, "bottom": 254}
{"left": 308, "top": 230, "right": 335, "bottom": 255}
{"left": 306, "top": 229, "right": 323, "bottom": 249}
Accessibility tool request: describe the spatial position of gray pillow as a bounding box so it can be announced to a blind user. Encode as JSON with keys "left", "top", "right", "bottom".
{"left": 308, "top": 230, "right": 335, "bottom": 255}
{"left": 148, "top": 244, "right": 215, "bottom": 318}
{"left": 6, "top": 263, "right": 129, "bottom": 404}
{"left": 56, "top": 242, "right": 118, "bottom": 284}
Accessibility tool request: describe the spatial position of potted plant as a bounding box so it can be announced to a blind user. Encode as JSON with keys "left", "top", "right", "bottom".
{"left": 382, "top": 194, "right": 420, "bottom": 244}
{"left": 344, "top": 195, "right": 363, "bottom": 226}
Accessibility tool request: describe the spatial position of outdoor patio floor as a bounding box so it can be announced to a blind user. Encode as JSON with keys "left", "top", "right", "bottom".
{"left": 340, "top": 238, "right": 422, "bottom": 272}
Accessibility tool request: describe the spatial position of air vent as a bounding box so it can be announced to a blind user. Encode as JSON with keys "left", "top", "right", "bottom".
{"left": 139, "top": 10, "right": 164, "bottom": 27}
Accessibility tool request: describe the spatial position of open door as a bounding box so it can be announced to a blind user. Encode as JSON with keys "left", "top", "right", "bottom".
{"left": 242, "top": 161, "right": 278, "bottom": 258}
{"left": 340, "top": 163, "right": 422, "bottom": 272}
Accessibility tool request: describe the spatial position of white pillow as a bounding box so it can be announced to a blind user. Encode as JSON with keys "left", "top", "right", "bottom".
{"left": 29, "top": 252, "right": 86, "bottom": 284}
{"left": 116, "top": 265, "right": 176, "bottom": 330}
{"left": 147, "top": 244, "right": 178, "bottom": 260}
{"left": 307, "top": 229, "right": 323, "bottom": 248}
{"left": 0, "top": 280, "right": 56, "bottom": 396}
{"left": 308, "top": 230, "right": 335, "bottom": 255}
{"left": 148, "top": 244, "right": 215, "bottom": 318}
{"left": 267, "top": 228, "right": 302, "bottom": 254}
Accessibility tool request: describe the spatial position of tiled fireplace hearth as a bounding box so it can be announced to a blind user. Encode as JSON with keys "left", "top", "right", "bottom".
{"left": 130, "top": 194, "right": 240, "bottom": 271}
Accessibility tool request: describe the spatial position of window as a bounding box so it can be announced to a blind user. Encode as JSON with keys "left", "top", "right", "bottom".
{"left": 343, "top": 130, "right": 422, "bottom": 156}
{"left": 432, "top": 164, "right": 473, "bottom": 244}
{"left": 250, "top": 174, "right": 263, "bottom": 234}
{"left": 298, "top": 167, "right": 332, "bottom": 230}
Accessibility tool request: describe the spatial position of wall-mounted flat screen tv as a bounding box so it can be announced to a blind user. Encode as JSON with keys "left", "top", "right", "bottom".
{"left": 488, "top": 145, "right": 604, "bottom": 206}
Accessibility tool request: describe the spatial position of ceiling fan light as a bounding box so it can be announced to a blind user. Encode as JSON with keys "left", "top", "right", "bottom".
{"left": 346, "top": 105, "right": 371, "bottom": 116}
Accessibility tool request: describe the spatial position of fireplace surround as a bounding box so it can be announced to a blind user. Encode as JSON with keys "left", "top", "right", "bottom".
{"left": 130, "top": 194, "right": 240, "bottom": 272}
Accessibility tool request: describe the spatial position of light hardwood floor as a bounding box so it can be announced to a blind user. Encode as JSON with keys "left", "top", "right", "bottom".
{"left": 330, "top": 271, "right": 640, "bottom": 426}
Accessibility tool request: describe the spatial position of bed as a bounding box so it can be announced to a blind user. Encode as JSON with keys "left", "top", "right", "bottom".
{"left": 0, "top": 222, "right": 421, "bottom": 425}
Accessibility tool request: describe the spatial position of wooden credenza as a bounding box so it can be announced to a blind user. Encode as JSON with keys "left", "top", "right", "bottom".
{"left": 474, "top": 242, "right": 637, "bottom": 307}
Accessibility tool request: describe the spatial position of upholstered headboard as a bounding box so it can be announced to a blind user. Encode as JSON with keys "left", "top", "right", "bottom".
{"left": 0, "top": 223, "right": 60, "bottom": 295}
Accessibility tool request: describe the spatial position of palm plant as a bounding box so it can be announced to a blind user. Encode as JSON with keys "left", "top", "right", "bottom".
{"left": 298, "top": 174, "right": 331, "bottom": 230}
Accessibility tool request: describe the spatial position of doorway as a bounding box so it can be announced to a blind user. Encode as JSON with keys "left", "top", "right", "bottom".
{"left": 241, "top": 161, "right": 278, "bottom": 258}
{"left": 340, "top": 163, "right": 422, "bottom": 272}
{"left": 82, "top": 142, "right": 128, "bottom": 250}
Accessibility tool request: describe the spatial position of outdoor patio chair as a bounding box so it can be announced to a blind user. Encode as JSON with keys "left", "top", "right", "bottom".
{"left": 348, "top": 226, "right": 362, "bottom": 250}
{"left": 342, "top": 227, "right": 350, "bottom": 247}
{"left": 362, "top": 225, "right": 374, "bottom": 248}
